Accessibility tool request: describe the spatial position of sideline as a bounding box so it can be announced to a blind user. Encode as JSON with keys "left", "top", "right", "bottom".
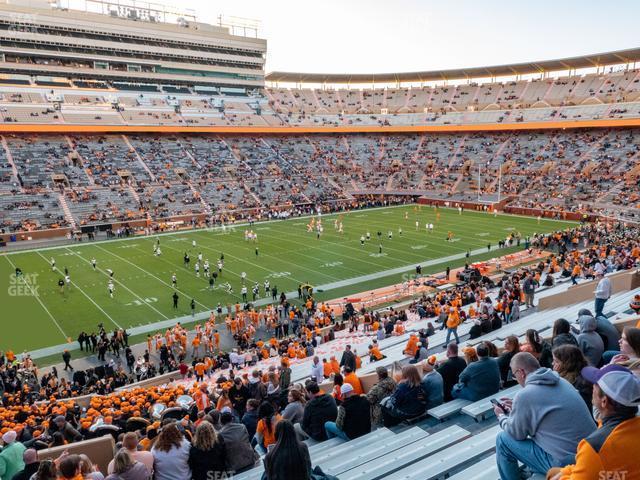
{"left": 24, "top": 243, "right": 495, "bottom": 359}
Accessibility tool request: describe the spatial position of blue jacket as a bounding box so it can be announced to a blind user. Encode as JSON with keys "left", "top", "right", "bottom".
{"left": 457, "top": 357, "right": 500, "bottom": 401}
{"left": 421, "top": 370, "right": 444, "bottom": 410}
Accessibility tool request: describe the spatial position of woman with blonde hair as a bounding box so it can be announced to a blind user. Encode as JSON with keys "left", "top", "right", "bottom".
{"left": 151, "top": 423, "right": 191, "bottom": 480}
{"left": 188, "top": 421, "right": 227, "bottom": 480}
{"left": 380, "top": 364, "right": 426, "bottom": 427}
{"left": 105, "top": 450, "right": 150, "bottom": 480}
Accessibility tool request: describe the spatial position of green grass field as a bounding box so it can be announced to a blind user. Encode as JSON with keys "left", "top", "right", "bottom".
{"left": 1, "top": 205, "right": 576, "bottom": 353}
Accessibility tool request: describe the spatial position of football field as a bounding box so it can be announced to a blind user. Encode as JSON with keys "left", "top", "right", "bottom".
{"left": 1, "top": 205, "right": 575, "bottom": 353}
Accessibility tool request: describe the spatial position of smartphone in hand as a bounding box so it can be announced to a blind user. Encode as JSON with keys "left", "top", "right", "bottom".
{"left": 490, "top": 398, "right": 509, "bottom": 412}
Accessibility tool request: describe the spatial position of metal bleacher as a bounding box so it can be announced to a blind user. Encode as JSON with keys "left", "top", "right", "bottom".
{"left": 460, "top": 384, "right": 522, "bottom": 421}
{"left": 339, "top": 426, "right": 470, "bottom": 480}
{"left": 234, "top": 428, "right": 396, "bottom": 480}
{"left": 321, "top": 427, "right": 429, "bottom": 476}
{"left": 447, "top": 454, "right": 499, "bottom": 480}
{"left": 253, "top": 277, "right": 640, "bottom": 480}
{"left": 426, "top": 398, "right": 472, "bottom": 421}
{"left": 384, "top": 426, "right": 501, "bottom": 480}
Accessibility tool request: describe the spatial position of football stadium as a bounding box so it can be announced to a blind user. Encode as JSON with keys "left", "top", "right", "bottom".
{"left": 0, "top": 1, "right": 639, "bottom": 479}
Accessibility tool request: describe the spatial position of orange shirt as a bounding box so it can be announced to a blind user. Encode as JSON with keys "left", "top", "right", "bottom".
{"left": 369, "top": 346, "right": 383, "bottom": 360}
{"left": 344, "top": 372, "right": 364, "bottom": 395}
{"left": 332, "top": 385, "right": 343, "bottom": 402}
{"left": 330, "top": 359, "right": 340, "bottom": 375}
{"left": 446, "top": 309, "right": 461, "bottom": 328}
{"left": 256, "top": 414, "right": 282, "bottom": 447}
{"left": 195, "top": 391, "right": 211, "bottom": 412}
{"left": 404, "top": 337, "right": 418, "bottom": 356}
{"left": 216, "top": 396, "right": 232, "bottom": 411}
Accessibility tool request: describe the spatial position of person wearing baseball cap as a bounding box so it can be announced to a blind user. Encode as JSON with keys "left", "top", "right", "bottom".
{"left": 547, "top": 364, "right": 640, "bottom": 480}
{"left": 324, "top": 382, "right": 371, "bottom": 441}
{"left": 51, "top": 414, "right": 83, "bottom": 443}
{"left": 421, "top": 355, "right": 444, "bottom": 410}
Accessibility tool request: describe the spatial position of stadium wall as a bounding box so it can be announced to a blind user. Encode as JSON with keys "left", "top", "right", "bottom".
{"left": 37, "top": 436, "right": 115, "bottom": 474}
{"left": 537, "top": 269, "right": 640, "bottom": 310}
{"left": 415, "top": 198, "right": 587, "bottom": 222}
{"left": 1, "top": 118, "right": 640, "bottom": 134}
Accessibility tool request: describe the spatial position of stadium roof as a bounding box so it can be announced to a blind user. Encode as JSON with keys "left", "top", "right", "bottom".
{"left": 266, "top": 47, "right": 640, "bottom": 84}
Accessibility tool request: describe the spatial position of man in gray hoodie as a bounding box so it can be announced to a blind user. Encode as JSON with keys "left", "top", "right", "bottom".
{"left": 494, "top": 352, "right": 595, "bottom": 480}
{"left": 576, "top": 313, "right": 604, "bottom": 366}
{"left": 577, "top": 308, "right": 620, "bottom": 357}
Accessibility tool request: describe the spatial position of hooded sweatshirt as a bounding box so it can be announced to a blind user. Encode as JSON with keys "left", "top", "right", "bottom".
{"left": 577, "top": 308, "right": 620, "bottom": 352}
{"left": 594, "top": 316, "right": 621, "bottom": 351}
{"left": 577, "top": 315, "right": 605, "bottom": 366}
{"left": 498, "top": 368, "right": 596, "bottom": 461}
{"left": 302, "top": 393, "right": 338, "bottom": 441}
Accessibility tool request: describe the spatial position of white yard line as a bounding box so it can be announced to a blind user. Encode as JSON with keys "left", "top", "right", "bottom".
{"left": 22, "top": 242, "right": 499, "bottom": 359}
{"left": 188, "top": 231, "right": 340, "bottom": 282}
{"left": 69, "top": 247, "right": 169, "bottom": 321}
{"left": 1, "top": 204, "right": 411, "bottom": 256}
{"left": 2, "top": 204, "right": 575, "bottom": 257}
{"left": 123, "top": 242, "right": 248, "bottom": 303}
{"left": 35, "top": 251, "right": 123, "bottom": 330}
{"left": 4, "top": 255, "right": 69, "bottom": 341}
{"left": 94, "top": 244, "right": 212, "bottom": 311}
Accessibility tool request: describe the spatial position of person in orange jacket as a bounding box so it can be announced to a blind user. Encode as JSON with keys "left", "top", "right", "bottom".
{"left": 343, "top": 367, "right": 364, "bottom": 395}
{"left": 323, "top": 358, "right": 333, "bottom": 379}
{"left": 194, "top": 383, "right": 211, "bottom": 412}
{"left": 369, "top": 343, "right": 384, "bottom": 362}
{"left": 403, "top": 333, "right": 419, "bottom": 357}
{"left": 330, "top": 356, "right": 341, "bottom": 375}
{"left": 445, "top": 307, "right": 461, "bottom": 344}
{"left": 547, "top": 366, "right": 640, "bottom": 480}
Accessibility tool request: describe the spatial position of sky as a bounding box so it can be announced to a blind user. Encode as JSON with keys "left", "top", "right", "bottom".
{"left": 176, "top": 0, "right": 639, "bottom": 74}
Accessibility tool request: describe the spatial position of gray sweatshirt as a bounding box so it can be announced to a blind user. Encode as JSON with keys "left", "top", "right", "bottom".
{"left": 498, "top": 368, "right": 595, "bottom": 461}
{"left": 577, "top": 314, "right": 605, "bottom": 366}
